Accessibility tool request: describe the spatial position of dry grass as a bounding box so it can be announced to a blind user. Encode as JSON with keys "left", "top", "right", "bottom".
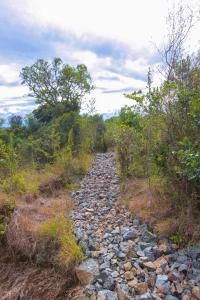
{"left": 0, "top": 153, "right": 92, "bottom": 298}
{"left": 123, "top": 178, "right": 179, "bottom": 238}
{"left": 5, "top": 192, "right": 80, "bottom": 265}
{"left": 123, "top": 176, "right": 200, "bottom": 242}
{"left": 0, "top": 252, "right": 78, "bottom": 300}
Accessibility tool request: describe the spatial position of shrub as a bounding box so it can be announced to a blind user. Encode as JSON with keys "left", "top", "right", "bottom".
{"left": 1, "top": 174, "right": 26, "bottom": 196}
{"left": 39, "top": 217, "right": 83, "bottom": 265}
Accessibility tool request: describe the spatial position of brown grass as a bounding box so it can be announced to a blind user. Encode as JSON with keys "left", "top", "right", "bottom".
{"left": 123, "top": 177, "right": 200, "bottom": 242}
{"left": 123, "top": 178, "right": 179, "bottom": 238}
{"left": 5, "top": 192, "right": 74, "bottom": 262}
{"left": 0, "top": 249, "right": 78, "bottom": 300}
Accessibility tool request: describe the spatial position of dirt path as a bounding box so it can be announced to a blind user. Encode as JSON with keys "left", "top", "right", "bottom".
{"left": 71, "top": 153, "right": 200, "bottom": 300}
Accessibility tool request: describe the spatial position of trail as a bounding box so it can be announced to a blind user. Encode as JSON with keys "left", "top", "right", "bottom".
{"left": 71, "top": 153, "right": 200, "bottom": 300}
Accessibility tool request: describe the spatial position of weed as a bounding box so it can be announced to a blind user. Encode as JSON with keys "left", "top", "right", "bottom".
{"left": 39, "top": 217, "right": 83, "bottom": 265}
{"left": 170, "top": 233, "right": 185, "bottom": 246}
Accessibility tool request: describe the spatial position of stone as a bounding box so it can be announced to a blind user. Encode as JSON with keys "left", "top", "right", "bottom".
{"left": 156, "top": 275, "right": 169, "bottom": 288}
{"left": 124, "top": 271, "right": 134, "bottom": 281}
{"left": 97, "top": 290, "right": 118, "bottom": 300}
{"left": 111, "top": 271, "right": 119, "bottom": 278}
{"left": 179, "top": 264, "right": 188, "bottom": 273}
{"left": 164, "top": 296, "right": 179, "bottom": 300}
{"left": 99, "top": 261, "right": 110, "bottom": 271}
{"left": 116, "top": 284, "right": 130, "bottom": 300}
{"left": 124, "top": 261, "right": 132, "bottom": 271}
{"left": 142, "top": 230, "right": 157, "bottom": 243}
{"left": 135, "top": 282, "right": 148, "bottom": 295}
{"left": 192, "top": 286, "right": 200, "bottom": 299}
{"left": 188, "top": 246, "right": 200, "bottom": 259}
{"left": 123, "top": 229, "right": 138, "bottom": 241}
{"left": 85, "top": 284, "right": 96, "bottom": 296}
{"left": 75, "top": 258, "right": 99, "bottom": 285}
{"left": 143, "top": 261, "right": 156, "bottom": 271}
{"left": 140, "top": 292, "right": 152, "bottom": 299}
{"left": 103, "top": 276, "right": 115, "bottom": 290}
{"left": 168, "top": 270, "right": 181, "bottom": 282}
{"left": 127, "top": 279, "right": 138, "bottom": 288}
{"left": 70, "top": 154, "right": 200, "bottom": 299}
{"left": 153, "top": 256, "right": 168, "bottom": 269}
{"left": 144, "top": 247, "right": 155, "bottom": 261}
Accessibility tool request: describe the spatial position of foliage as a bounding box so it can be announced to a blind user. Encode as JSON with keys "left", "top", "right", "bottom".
{"left": 39, "top": 217, "right": 83, "bottom": 263}
{"left": 170, "top": 233, "right": 185, "bottom": 246}
{"left": 21, "top": 58, "right": 93, "bottom": 113}
{"left": 9, "top": 115, "right": 23, "bottom": 129}
{"left": 106, "top": 51, "right": 200, "bottom": 214}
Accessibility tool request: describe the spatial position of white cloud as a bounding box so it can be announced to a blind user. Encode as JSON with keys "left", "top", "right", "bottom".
{"left": 0, "top": 0, "right": 199, "bottom": 116}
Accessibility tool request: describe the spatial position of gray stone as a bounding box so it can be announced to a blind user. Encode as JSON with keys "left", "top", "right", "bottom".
{"left": 142, "top": 230, "right": 157, "bottom": 243}
{"left": 85, "top": 284, "right": 96, "bottom": 296}
{"left": 111, "top": 271, "right": 119, "bottom": 278}
{"left": 164, "top": 296, "right": 179, "bottom": 300}
{"left": 76, "top": 258, "right": 99, "bottom": 285}
{"left": 179, "top": 264, "right": 188, "bottom": 273}
{"left": 176, "top": 255, "right": 188, "bottom": 264}
{"left": 103, "top": 276, "right": 115, "bottom": 290}
{"left": 123, "top": 228, "right": 138, "bottom": 241}
{"left": 144, "top": 247, "right": 155, "bottom": 261}
{"left": 100, "top": 261, "right": 110, "bottom": 271}
{"left": 156, "top": 275, "right": 169, "bottom": 287}
{"left": 98, "top": 290, "right": 118, "bottom": 300}
{"left": 140, "top": 292, "right": 152, "bottom": 300}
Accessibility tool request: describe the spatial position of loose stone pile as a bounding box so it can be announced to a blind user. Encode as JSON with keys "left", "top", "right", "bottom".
{"left": 70, "top": 153, "right": 200, "bottom": 300}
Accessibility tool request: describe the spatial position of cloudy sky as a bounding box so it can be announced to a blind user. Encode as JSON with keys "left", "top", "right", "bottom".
{"left": 0, "top": 0, "right": 199, "bottom": 117}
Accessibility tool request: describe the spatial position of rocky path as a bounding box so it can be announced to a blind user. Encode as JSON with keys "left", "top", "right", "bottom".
{"left": 70, "top": 153, "right": 200, "bottom": 300}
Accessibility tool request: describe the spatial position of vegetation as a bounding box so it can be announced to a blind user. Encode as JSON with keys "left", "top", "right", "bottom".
{"left": 0, "top": 58, "right": 106, "bottom": 273}
{"left": 105, "top": 6, "right": 200, "bottom": 241}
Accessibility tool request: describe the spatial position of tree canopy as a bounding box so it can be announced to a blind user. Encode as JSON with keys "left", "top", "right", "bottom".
{"left": 20, "top": 58, "right": 93, "bottom": 111}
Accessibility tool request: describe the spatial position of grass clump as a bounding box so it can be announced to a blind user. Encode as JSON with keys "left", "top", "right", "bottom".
{"left": 39, "top": 217, "right": 84, "bottom": 265}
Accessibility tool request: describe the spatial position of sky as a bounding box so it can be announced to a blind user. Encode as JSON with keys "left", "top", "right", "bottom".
{"left": 0, "top": 0, "right": 199, "bottom": 118}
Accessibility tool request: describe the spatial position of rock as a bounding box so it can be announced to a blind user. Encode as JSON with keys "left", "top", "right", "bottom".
{"left": 153, "top": 257, "right": 168, "bottom": 269}
{"left": 144, "top": 247, "right": 155, "bottom": 261}
{"left": 177, "top": 255, "right": 188, "bottom": 264}
{"left": 99, "top": 261, "right": 110, "bottom": 271}
{"left": 179, "top": 264, "right": 188, "bottom": 273}
{"left": 127, "top": 278, "right": 138, "bottom": 288}
{"left": 142, "top": 230, "right": 157, "bottom": 243}
{"left": 97, "top": 290, "right": 118, "bottom": 300}
{"left": 124, "top": 271, "right": 135, "bottom": 281}
{"left": 143, "top": 261, "right": 156, "bottom": 271}
{"left": 85, "top": 284, "right": 96, "bottom": 296}
{"left": 123, "top": 228, "right": 138, "bottom": 241}
{"left": 103, "top": 275, "right": 115, "bottom": 290}
{"left": 75, "top": 227, "right": 83, "bottom": 242}
{"left": 188, "top": 246, "right": 200, "bottom": 259}
{"left": 156, "top": 275, "right": 169, "bottom": 288}
{"left": 192, "top": 286, "right": 200, "bottom": 299}
{"left": 135, "top": 282, "right": 148, "bottom": 295}
{"left": 111, "top": 271, "right": 119, "bottom": 278}
{"left": 116, "top": 284, "right": 130, "bottom": 300}
{"left": 168, "top": 270, "right": 181, "bottom": 282}
{"left": 76, "top": 258, "right": 99, "bottom": 285}
{"left": 182, "top": 295, "right": 192, "bottom": 300}
{"left": 70, "top": 154, "right": 200, "bottom": 299}
{"left": 164, "top": 296, "right": 179, "bottom": 300}
{"left": 140, "top": 292, "right": 152, "bottom": 299}
{"left": 124, "top": 261, "right": 132, "bottom": 271}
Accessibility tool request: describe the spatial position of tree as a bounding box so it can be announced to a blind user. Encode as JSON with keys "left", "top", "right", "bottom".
{"left": 9, "top": 115, "right": 23, "bottom": 129}
{"left": 20, "top": 58, "right": 93, "bottom": 112}
{"left": 157, "top": 4, "right": 196, "bottom": 81}
{"left": 0, "top": 118, "right": 4, "bottom": 128}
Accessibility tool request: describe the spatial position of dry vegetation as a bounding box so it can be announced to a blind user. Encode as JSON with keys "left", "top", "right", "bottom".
{"left": 122, "top": 177, "right": 200, "bottom": 243}
{"left": 0, "top": 154, "right": 92, "bottom": 299}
